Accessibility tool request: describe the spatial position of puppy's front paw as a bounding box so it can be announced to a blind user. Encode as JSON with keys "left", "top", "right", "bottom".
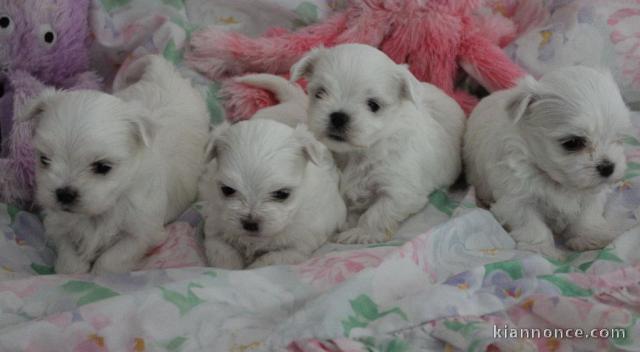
{"left": 516, "top": 241, "right": 565, "bottom": 260}
{"left": 248, "top": 250, "right": 306, "bottom": 269}
{"left": 565, "top": 236, "right": 612, "bottom": 252}
{"left": 335, "top": 227, "right": 385, "bottom": 244}
{"left": 91, "top": 256, "right": 135, "bottom": 275}
{"left": 205, "top": 243, "right": 244, "bottom": 270}
{"left": 55, "top": 255, "right": 90, "bottom": 275}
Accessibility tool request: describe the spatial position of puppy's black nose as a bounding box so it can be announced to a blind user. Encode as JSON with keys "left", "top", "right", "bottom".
{"left": 55, "top": 187, "right": 78, "bottom": 205}
{"left": 597, "top": 161, "right": 615, "bottom": 178}
{"left": 241, "top": 220, "right": 260, "bottom": 232}
{"left": 329, "top": 111, "right": 350, "bottom": 130}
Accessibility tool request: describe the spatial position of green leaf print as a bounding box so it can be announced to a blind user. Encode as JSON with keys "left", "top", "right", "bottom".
{"left": 161, "top": 0, "right": 184, "bottom": 10}
{"left": 341, "top": 294, "right": 408, "bottom": 336}
{"left": 578, "top": 248, "right": 623, "bottom": 272}
{"left": 31, "top": 263, "right": 55, "bottom": 275}
{"left": 206, "top": 83, "right": 225, "bottom": 125}
{"left": 294, "top": 2, "right": 320, "bottom": 26}
{"left": 540, "top": 276, "right": 592, "bottom": 297}
{"left": 428, "top": 189, "right": 459, "bottom": 216}
{"left": 160, "top": 283, "right": 205, "bottom": 316}
{"left": 625, "top": 162, "right": 640, "bottom": 180}
{"left": 100, "top": 0, "right": 132, "bottom": 12}
{"left": 443, "top": 320, "right": 481, "bottom": 337}
{"left": 164, "top": 336, "right": 187, "bottom": 351}
{"left": 7, "top": 204, "right": 19, "bottom": 223}
{"left": 623, "top": 135, "right": 640, "bottom": 146}
{"left": 202, "top": 270, "right": 217, "bottom": 278}
{"left": 61, "top": 281, "right": 119, "bottom": 306}
{"left": 385, "top": 339, "right": 409, "bottom": 352}
{"left": 484, "top": 260, "right": 524, "bottom": 280}
{"left": 163, "top": 39, "right": 183, "bottom": 65}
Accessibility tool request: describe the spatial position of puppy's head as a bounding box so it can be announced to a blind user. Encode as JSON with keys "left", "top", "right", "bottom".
{"left": 205, "top": 119, "right": 324, "bottom": 240}
{"left": 507, "top": 66, "right": 632, "bottom": 190}
{"left": 291, "top": 44, "right": 420, "bottom": 153}
{"left": 21, "top": 89, "right": 155, "bottom": 215}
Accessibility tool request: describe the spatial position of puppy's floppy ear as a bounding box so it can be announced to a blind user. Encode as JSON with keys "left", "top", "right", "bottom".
{"left": 125, "top": 103, "right": 157, "bottom": 148}
{"left": 506, "top": 75, "right": 539, "bottom": 123}
{"left": 204, "top": 121, "right": 231, "bottom": 162}
{"left": 395, "top": 65, "right": 421, "bottom": 104}
{"left": 292, "top": 124, "right": 326, "bottom": 166}
{"left": 17, "top": 88, "right": 59, "bottom": 126}
{"left": 290, "top": 47, "right": 325, "bottom": 82}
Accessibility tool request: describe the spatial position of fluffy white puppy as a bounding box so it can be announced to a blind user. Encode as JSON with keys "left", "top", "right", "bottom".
{"left": 200, "top": 118, "right": 346, "bottom": 269}
{"left": 290, "top": 44, "right": 465, "bottom": 244}
{"left": 464, "top": 66, "right": 632, "bottom": 257}
{"left": 21, "top": 55, "right": 210, "bottom": 274}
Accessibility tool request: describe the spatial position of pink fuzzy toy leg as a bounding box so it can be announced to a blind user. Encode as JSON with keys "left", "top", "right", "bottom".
{"left": 459, "top": 36, "right": 526, "bottom": 92}
{"left": 186, "top": 14, "right": 349, "bottom": 80}
{"left": 452, "top": 90, "right": 479, "bottom": 115}
{"left": 220, "top": 79, "right": 277, "bottom": 122}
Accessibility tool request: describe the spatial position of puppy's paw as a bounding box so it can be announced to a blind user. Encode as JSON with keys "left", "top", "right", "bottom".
{"left": 55, "top": 255, "right": 90, "bottom": 275}
{"left": 335, "top": 227, "right": 385, "bottom": 244}
{"left": 91, "top": 256, "right": 135, "bottom": 275}
{"left": 206, "top": 244, "right": 244, "bottom": 270}
{"left": 248, "top": 250, "right": 306, "bottom": 269}
{"left": 565, "top": 236, "right": 612, "bottom": 252}
{"left": 516, "top": 241, "right": 565, "bottom": 260}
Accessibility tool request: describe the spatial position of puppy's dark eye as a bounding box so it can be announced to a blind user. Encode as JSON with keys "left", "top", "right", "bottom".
{"left": 272, "top": 188, "right": 290, "bottom": 201}
{"left": 39, "top": 155, "right": 50, "bottom": 167}
{"left": 561, "top": 136, "right": 587, "bottom": 152}
{"left": 314, "top": 87, "right": 326, "bottom": 100}
{"left": 367, "top": 99, "right": 380, "bottom": 113}
{"left": 0, "top": 16, "right": 11, "bottom": 29}
{"left": 91, "top": 161, "right": 112, "bottom": 175}
{"left": 220, "top": 185, "right": 236, "bottom": 197}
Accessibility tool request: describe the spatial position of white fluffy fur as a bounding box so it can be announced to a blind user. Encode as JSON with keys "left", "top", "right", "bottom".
{"left": 290, "top": 44, "right": 465, "bottom": 243}
{"left": 464, "top": 66, "right": 633, "bottom": 258}
{"left": 200, "top": 118, "right": 346, "bottom": 269}
{"left": 21, "top": 56, "right": 210, "bottom": 274}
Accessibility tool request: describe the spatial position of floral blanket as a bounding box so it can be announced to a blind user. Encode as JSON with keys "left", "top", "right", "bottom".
{"left": 2, "top": 1, "right": 640, "bottom": 351}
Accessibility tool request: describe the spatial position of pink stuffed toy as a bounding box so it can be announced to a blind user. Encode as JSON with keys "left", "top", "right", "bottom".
{"left": 0, "top": 0, "right": 101, "bottom": 207}
{"left": 186, "top": 0, "right": 525, "bottom": 118}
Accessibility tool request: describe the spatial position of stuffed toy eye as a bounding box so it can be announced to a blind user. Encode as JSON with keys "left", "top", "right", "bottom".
{"left": 0, "top": 15, "right": 13, "bottom": 33}
{"left": 38, "top": 24, "right": 57, "bottom": 46}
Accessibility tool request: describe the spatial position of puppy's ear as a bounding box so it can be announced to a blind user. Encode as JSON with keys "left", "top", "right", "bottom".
{"left": 290, "top": 47, "right": 325, "bottom": 82}
{"left": 204, "top": 122, "right": 231, "bottom": 162}
{"left": 17, "top": 88, "right": 59, "bottom": 126}
{"left": 395, "top": 65, "right": 421, "bottom": 104}
{"left": 126, "top": 103, "right": 157, "bottom": 148}
{"left": 293, "top": 124, "right": 325, "bottom": 166}
{"left": 506, "top": 75, "right": 539, "bottom": 123}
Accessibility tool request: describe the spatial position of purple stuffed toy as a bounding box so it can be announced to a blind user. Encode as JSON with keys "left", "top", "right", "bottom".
{"left": 0, "top": 0, "right": 101, "bottom": 207}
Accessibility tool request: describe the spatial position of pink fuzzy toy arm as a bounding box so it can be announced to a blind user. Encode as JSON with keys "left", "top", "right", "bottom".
{"left": 459, "top": 35, "right": 525, "bottom": 92}
{"left": 186, "top": 14, "right": 349, "bottom": 80}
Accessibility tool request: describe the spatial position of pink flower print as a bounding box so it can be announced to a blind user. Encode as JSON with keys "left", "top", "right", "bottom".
{"left": 297, "top": 249, "right": 391, "bottom": 288}
{"left": 141, "top": 222, "right": 206, "bottom": 270}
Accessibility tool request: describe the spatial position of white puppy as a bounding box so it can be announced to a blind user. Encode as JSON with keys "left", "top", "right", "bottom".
{"left": 200, "top": 118, "right": 346, "bottom": 269}
{"left": 464, "top": 66, "right": 632, "bottom": 257}
{"left": 290, "top": 44, "right": 465, "bottom": 244}
{"left": 21, "top": 56, "right": 210, "bottom": 274}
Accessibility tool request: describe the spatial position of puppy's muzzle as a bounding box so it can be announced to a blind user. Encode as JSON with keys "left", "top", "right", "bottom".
{"left": 241, "top": 218, "right": 260, "bottom": 233}
{"left": 328, "top": 111, "right": 350, "bottom": 141}
{"left": 596, "top": 160, "right": 615, "bottom": 178}
{"left": 55, "top": 187, "right": 79, "bottom": 206}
